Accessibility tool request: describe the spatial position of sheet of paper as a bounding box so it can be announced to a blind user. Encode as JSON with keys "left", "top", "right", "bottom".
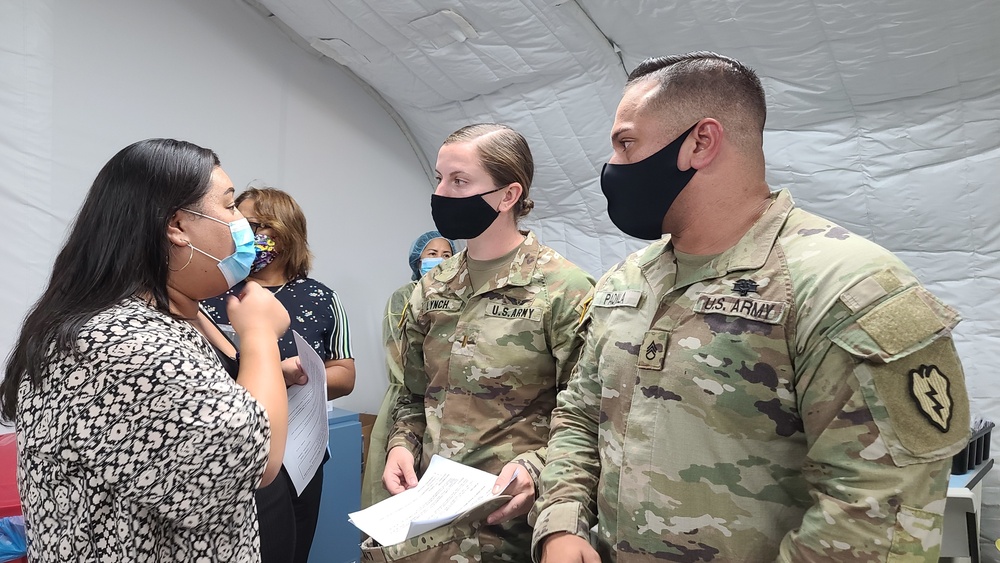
{"left": 348, "top": 454, "right": 516, "bottom": 546}
{"left": 282, "top": 331, "right": 329, "bottom": 495}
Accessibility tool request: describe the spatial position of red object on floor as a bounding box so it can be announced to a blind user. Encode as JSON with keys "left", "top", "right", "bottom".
{"left": 0, "top": 434, "right": 20, "bottom": 519}
{"left": 0, "top": 433, "right": 27, "bottom": 563}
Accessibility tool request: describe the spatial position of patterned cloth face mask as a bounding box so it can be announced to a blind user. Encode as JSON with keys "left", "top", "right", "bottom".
{"left": 181, "top": 208, "right": 256, "bottom": 288}
{"left": 250, "top": 234, "right": 279, "bottom": 274}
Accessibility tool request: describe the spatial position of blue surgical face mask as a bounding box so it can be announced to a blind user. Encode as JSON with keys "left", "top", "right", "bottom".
{"left": 182, "top": 208, "right": 256, "bottom": 288}
{"left": 420, "top": 257, "right": 445, "bottom": 276}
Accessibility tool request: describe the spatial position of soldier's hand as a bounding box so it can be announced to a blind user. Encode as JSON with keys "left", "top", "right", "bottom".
{"left": 486, "top": 462, "right": 535, "bottom": 525}
{"left": 383, "top": 446, "right": 418, "bottom": 495}
{"left": 540, "top": 532, "right": 600, "bottom": 563}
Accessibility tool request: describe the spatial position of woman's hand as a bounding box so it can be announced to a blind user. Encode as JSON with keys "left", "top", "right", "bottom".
{"left": 486, "top": 462, "right": 535, "bottom": 525}
{"left": 280, "top": 357, "right": 307, "bottom": 386}
{"left": 383, "top": 446, "right": 418, "bottom": 495}
{"left": 227, "top": 281, "right": 289, "bottom": 339}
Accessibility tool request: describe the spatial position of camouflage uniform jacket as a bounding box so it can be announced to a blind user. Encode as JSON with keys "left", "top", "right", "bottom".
{"left": 362, "top": 281, "right": 418, "bottom": 508}
{"left": 388, "top": 231, "right": 594, "bottom": 560}
{"left": 530, "top": 189, "right": 970, "bottom": 562}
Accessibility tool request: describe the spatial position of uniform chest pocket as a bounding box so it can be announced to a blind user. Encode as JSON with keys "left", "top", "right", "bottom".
{"left": 450, "top": 328, "right": 478, "bottom": 358}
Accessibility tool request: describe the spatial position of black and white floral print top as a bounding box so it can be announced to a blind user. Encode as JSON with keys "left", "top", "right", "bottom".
{"left": 15, "top": 297, "right": 270, "bottom": 562}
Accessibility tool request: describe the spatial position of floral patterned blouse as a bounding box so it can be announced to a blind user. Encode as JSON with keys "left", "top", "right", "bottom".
{"left": 201, "top": 277, "right": 353, "bottom": 362}
{"left": 15, "top": 297, "right": 270, "bottom": 562}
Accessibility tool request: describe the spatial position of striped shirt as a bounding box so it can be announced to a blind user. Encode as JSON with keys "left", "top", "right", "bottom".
{"left": 202, "top": 277, "right": 353, "bottom": 362}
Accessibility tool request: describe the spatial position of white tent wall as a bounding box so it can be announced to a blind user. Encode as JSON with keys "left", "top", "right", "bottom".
{"left": 0, "top": 0, "right": 434, "bottom": 416}
{"left": 3, "top": 0, "right": 1000, "bottom": 555}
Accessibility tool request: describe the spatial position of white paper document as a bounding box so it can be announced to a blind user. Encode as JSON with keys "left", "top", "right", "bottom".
{"left": 348, "top": 455, "right": 515, "bottom": 546}
{"left": 282, "top": 331, "right": 329, "bottom": 495}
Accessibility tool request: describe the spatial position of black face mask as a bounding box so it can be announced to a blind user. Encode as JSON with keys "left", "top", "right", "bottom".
{"left": 431, "top": 186, "right": 506, "bottom": 240}
{"left": 600, "top": 124, "right": 698, "bottom": 240}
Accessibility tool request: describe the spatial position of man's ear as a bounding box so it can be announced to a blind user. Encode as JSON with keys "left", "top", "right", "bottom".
{"left": 681, "top": 118, "right": 723, "bottom": 171}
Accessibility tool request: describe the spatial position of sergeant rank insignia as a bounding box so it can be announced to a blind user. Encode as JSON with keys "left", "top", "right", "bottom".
{"left": 908, "top": 364, "right": 952, "bottom": 432}
{"left": 733, "top": 278, "right": 758, "bottom": 297}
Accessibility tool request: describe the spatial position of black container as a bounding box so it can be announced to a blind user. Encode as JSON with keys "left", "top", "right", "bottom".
{"left": 952, "top": 422, "right": 995, "bottom": 475}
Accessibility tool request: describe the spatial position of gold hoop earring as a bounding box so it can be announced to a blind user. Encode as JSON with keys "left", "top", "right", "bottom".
{"left": 168, "top": 242, "right": 194, "bottom": 272}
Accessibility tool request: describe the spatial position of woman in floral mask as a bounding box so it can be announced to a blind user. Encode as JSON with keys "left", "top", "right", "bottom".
{"left": 201, "top": 186, "right": 355, "bottom": 563}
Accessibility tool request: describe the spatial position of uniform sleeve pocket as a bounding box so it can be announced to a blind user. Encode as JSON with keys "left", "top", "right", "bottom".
{"left": 829, "top": 287, "right": 959, "bottom": 364}
{"left": 828, "top": 287, "right": 969, "bottom": 465}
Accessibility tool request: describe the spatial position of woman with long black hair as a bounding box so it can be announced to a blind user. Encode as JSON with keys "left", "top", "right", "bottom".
{"left": 1, "top": 138, "right": 290, "bottom": 562}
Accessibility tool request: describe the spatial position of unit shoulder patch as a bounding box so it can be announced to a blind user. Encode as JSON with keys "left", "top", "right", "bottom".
{"left": 852, "top": 337, "right": 970, "bottom": 464}
{"left": 908, "top": 364, "right": 953, "bottom": 432}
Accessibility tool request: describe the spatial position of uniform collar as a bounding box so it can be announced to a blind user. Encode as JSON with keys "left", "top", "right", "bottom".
{"left": 433, "top": 230, "right": 540, "bottom": 297}
{"left": 716, "top": 188, "right": 794, "bottom": 273}
{"left": 638, "top": 189, "right": 795, "bottom": 284}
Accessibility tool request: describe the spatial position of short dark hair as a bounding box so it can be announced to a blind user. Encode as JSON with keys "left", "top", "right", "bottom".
{"left": 1, "top": 138, "right": 220, "bottom": 420}
{"left": 627, "top": 52, "right": 767, "bottom": 151}
{"left": 445, "top": 123, "right": 535, "bottom": 220}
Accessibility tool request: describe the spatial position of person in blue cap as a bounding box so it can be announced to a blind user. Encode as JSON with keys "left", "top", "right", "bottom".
{"left": 361, "top": 231, "right": 455, "bottom": 507}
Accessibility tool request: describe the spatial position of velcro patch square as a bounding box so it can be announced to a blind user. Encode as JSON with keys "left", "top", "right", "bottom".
{"left": 857, "top": 288, "right": 944, "bottom": 356}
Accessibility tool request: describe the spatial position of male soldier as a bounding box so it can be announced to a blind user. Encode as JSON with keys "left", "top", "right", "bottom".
{"left": 530, "top": 52, "right": 970, "bottom": 562}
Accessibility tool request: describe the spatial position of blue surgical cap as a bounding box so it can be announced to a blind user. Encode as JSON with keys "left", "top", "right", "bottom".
{"left": 409, "top": 230, "right": 456, "bottom": 280}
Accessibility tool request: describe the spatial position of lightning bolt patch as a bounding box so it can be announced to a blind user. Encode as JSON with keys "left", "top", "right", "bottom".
{"left": 909, "top": 364, "right": 952, "bottom": 432}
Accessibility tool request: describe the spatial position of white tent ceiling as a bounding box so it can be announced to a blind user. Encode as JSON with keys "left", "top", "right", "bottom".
{"left": 248, "top": 0, "right": 999, "bottom": 270}
{"left": 244, "top": 1, "right": 1000, "bottom": 365}
{"left": 248, "top": 0, "right": 1000, "bottom": 550}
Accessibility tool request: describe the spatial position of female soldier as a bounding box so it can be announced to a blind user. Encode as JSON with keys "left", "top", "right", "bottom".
{"left": 381, "top": 124, "right": 595, "bottom": 561}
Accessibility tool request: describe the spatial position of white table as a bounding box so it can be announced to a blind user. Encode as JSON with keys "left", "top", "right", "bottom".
{"left": 941, "top": 458, "right": 994, "bottom": 563}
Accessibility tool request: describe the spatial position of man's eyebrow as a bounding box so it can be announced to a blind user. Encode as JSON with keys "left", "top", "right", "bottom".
{"left": 611, "top": 126, "right": 632, "bottom": 144}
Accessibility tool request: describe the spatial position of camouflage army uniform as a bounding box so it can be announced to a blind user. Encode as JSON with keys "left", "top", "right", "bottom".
{"left": 384, "top": 231, "right": 594, "bottom": 562}
{"left": 362, "top": 281, "right": 417, "bottom": 508}
{"left": 530, "top": 189, "right": 970, "bottom": 562}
